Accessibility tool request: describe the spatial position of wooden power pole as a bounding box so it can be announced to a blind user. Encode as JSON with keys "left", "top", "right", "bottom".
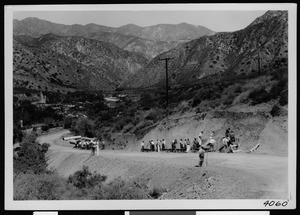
{"left": 159, "top": 57, "right": 174, "bottom": 116}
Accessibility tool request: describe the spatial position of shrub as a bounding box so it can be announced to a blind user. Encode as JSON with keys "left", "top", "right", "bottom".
{"left": 123, "top": 123, "right": 134, "bottom": 133}
{"left": 63, "top": 117, "right": 74, "bottom": 129}
{"left": 149, "top": 187, "right": 166, "bottom": 199}
{"left": 75, "top": 117, "right": 95, "bottom": 137}
{"left": 100, "top": 177, "right": 145, "bottom": 199}
{"left": 270, "top": 104, "right": 282, "bottom": 117}
{"left": 41, "top": 124, "right": 50, "bottom": 132}
{"left": 14, "top": 134, "right": 50, "bottom": 174}
{"left": 67, "top": 166, "right": 106, "bottom": 189}
{"left": 249, "top": 88, "right": 270, "bottom": 105}
{"left": 14, "top": 172, "right": 74, "bottom": 200}
{"left": 279, "top": 90, "right": 288, "bottom": 106}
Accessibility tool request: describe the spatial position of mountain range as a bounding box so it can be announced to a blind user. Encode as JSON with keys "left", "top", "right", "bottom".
{"left": 13, "top": 11, "right": 288, "bottom": 93}
{"left": 122, "top": 10, "right": 288, "bottom": 88}
{"left": 13, "top": 33, "right": 148, "bottom": 92}
{"left": 14, "top": 18, "right": 214, "bottom": 58}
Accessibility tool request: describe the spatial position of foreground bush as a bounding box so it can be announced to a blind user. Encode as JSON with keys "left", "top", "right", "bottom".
{"left": 14, "top": 133, "right": 50, "bottom": 174}
{"left": 67, "top": 166, "right": 107, "bottom": 189}
{"left": 95, "top": 177, "right": 146, "bottom": 200}
{"left": 14, "top": 172, "right": 77, "bottom": 200}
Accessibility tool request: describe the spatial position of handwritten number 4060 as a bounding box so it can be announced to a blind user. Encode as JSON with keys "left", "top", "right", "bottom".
{"left": 263, "top": 200, "right": 289, "bottom": 207}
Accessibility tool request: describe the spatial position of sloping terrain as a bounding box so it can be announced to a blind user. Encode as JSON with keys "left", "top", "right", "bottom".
{"left": 127, "top": 104, "right": 288, "bottom": 155}
{"left": 41, "top": 128, "right": 288, "bottom": 200}
{"left": 88, "top": 32, "right": 181, "bottom": 58}
{"left": 123, "top": 10, "right": 288, "bottom": 88}
{"left": 13, "top": 34, "right": 149, "bottom": 92}
{"left": 115, "top": 22, "right": 214, "bottom": 41}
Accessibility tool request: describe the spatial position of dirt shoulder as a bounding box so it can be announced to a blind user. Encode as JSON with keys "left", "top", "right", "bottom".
{"left": 40, "top": 129, "right": 288, "bottom": 199}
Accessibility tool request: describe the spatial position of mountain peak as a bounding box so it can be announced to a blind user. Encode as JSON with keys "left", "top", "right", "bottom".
{"left": 249, "top": 10, "right": 287, "bottom": 27}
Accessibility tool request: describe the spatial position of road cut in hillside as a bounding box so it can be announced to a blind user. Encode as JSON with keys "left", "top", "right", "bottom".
{"left": 39, "top": 129, "right": 288, "bottom": 200}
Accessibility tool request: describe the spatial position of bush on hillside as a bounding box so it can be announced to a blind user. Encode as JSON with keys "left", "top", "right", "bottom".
{"left": 14, "top": 172, "right": 75, "bottom": 200}
{"left": 149, "top": 187, "right": 166, "bottom": 199}
{"left": 100, "top": 177, "right": 146, "bottom": 199}
{"left": 67, "top": 166, "right": 107, "bottom": 189}
{"left": 135, "top": 120, "right": 154, "bottom": 131}
{"left": 14, "top": 133, "right": 50, "bottom": 174}
{"left": 249, "top": 88, "right": 270, "bottom": 105}
{"left": 270, "top": 104, "right": 282, "bottom": 117}
{"left": 74, "top": 117, "right": 95, "bottom": 137}
{"left": 279, "top": 90, "right": 288, "bottom": 106}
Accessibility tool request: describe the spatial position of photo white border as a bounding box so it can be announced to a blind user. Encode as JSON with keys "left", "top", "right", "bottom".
{"left": 5, "top": 3, "right": 297, "bottom": 210}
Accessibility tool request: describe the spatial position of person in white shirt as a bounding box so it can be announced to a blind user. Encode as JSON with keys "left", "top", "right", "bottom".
{"left": 186, "top": 138, "right": 191, "bottom": 153}
{"left": 218, "top": 137, "right": 229, "bottom": 152}
{"left": 198, "top": 131, "right": 204, "bottom": 146}
{"left": 207, "top": 137, "right": 216, "bottom": 152}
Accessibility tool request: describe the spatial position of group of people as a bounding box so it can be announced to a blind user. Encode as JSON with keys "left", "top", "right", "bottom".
{"left": 139, "top": 128, "right": 237, "bottom": 168}
{"left": 140, "top": 130, "right": 219, "bottom": 153}
{"left": 141, "top": 139, "right": 166, "bottom": 152}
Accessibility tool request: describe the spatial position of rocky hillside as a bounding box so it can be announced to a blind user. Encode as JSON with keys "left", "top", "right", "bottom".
{"left": 115, "top": 22, "right": 214, "bottom": 41}
{"left": 87, "top": 32, "right": 181, "bottom": 58}
{"left": 13, "top": 34, "right": 148, "bottom": 92}
{"left": 123, "top": 10, "right": 288, "bottom": 88}
{"left": 14, "top": 18, "right": 214, "bottom": 58}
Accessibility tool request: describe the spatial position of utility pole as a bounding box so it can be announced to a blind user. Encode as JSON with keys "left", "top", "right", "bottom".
{"left": 159, "top": 57, "right": 174, "bottom": 117}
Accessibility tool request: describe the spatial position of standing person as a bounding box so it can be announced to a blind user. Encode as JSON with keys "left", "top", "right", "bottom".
{"left": 179, "top": 139, "right": 183, "bottom": 152}
{"left": 141, "top": 140, "right": 145, "bottom": 152}
{"left": 210, "top": 130, "right": 215, "bottom": 138}
{"left": 198, "top": 131, "right": 204, "bottom": 146}
{"left": 157, "top": 140, "right": 161, "bottom": 152}
{"left": 225, "top": 128, "right": 231, "bottom": 138}
{"left": 229, "top": 130, "right": 235, "bottom": 143}
{"left": 192, "top": 138, "right": 199, "bottom": 151}
{"left": 183, "top": 139, "right": 187, "bottom": 152}
{"left": 151, "top": 140, "right": 155, "bottom": 151}
{"left": 91, "top": 141, "right": 96, "bottom": 155}
{"left": 186, "top": 138, "right": 191, "bottom": 153}
{"left": 155, "top": 140, "right": 159, "bottom": 152}
{"left": 174, "top": 139, "right": 178, "bottom": 152}
{"left": 96, "top": 140, "right": 100, "bottom": 156}
{"left": 195, "top": 145, "right": 207, "bottom": 167}
{"left": 162, "top": 139, "right": 166, "bottom": 151}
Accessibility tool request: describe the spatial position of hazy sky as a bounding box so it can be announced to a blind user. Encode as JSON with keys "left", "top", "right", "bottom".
{"left": 13, "top": 10, "right": 267, "bottom": 32}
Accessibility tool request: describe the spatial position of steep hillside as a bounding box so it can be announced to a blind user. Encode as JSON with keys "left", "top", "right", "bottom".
{"left": 123, "top": 10, "right": 288, "bottom": 88}
{"left": 88, "top": 32, "right": 181, "bottom": 58}
{"left": 115, "top": 22, "right": 215, "bottom": 41}
{"left": 13, "top": 34, "right": 148, "bottom": 92}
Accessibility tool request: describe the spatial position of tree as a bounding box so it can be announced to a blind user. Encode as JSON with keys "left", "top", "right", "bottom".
{"left": 75, "top": 117, "right": 95, "bottom": 137}
{"left": 14, "top": 133, "right": 50, "bottom": 174}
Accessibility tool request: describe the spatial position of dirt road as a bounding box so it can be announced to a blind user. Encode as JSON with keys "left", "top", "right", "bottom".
{"left": 39, "top": 129, "right": 288, "bottom": 199}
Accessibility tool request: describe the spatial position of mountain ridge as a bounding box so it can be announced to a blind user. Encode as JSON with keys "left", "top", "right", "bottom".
{"left": 122, "top": 10, "right": 288, "bottom": 89}
{"left": 13, "top": 33, "right": 149, "bottom": 92}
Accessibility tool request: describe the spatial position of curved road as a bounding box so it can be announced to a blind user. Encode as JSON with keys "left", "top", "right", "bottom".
{"left": 39, "top": 129, "right": 288, "bottom": 199}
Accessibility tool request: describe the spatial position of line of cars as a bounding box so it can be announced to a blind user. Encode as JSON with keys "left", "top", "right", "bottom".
{"left": 63, "top": 136, "right": 99, "bottom": 150}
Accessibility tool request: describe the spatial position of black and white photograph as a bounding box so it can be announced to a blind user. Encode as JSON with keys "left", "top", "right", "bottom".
{"left": 5, "top": 3, "right": 296, "bottom": 210}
